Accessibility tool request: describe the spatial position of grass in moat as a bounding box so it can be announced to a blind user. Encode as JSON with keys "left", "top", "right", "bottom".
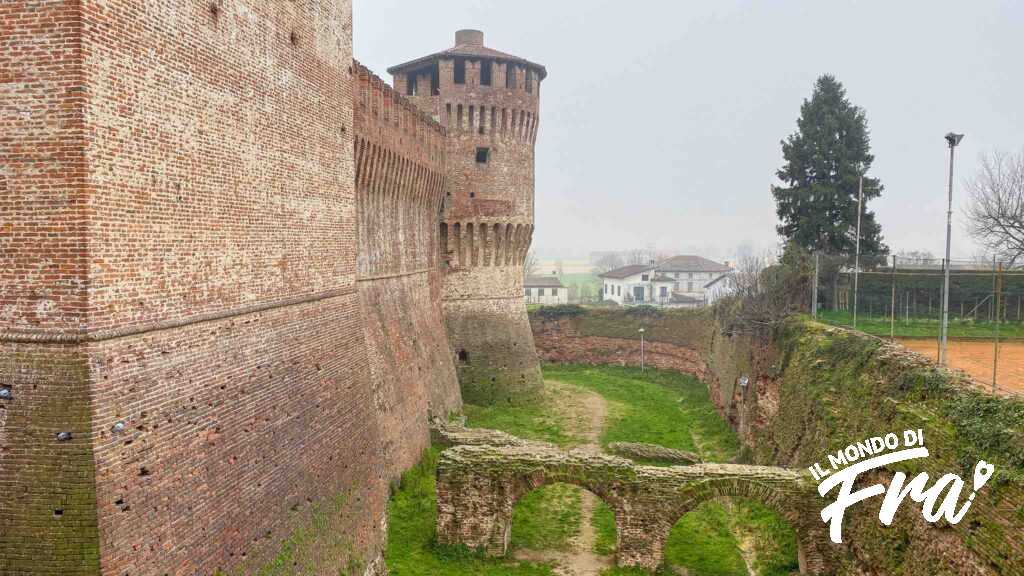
{"left": 543, "top": 365, "right": 798, "bottom": 576}
{"left": 817, "top": 309, "right": 1024, "bottom": 339}
{"left": 383, "top": 365, "right": 799, "bottom": 576}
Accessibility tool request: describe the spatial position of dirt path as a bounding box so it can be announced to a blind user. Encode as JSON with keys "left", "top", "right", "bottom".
{"left": 513, "top": 381, "right": 614, "bottom": 576}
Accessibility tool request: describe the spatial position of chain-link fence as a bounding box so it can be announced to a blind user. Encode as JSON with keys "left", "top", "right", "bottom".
{"left": 811, "top": 253, "right": 1024, "bottom": 397}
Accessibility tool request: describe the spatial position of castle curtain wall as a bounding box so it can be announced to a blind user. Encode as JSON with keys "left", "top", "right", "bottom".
{"left": 353, "top": 63, "right": 461, "bottom": 480}
{"left": 1, "top": 1, "right": 387, "bottom": 574}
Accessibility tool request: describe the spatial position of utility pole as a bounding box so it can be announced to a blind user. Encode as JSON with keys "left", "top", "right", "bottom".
{"left": 638, "top": 327, "right": 645, "bottom": 371}
{"left": 890, "top": 255, "right": 897, "bottom": 340}
{"left": 812, "top": 252, "right": 820, "bottom": 319}
{"left": 853, "top": 170, "right": 864, "bottom": 330}
{"left": 940, "top": 132, "right": 964, "bottom": 366}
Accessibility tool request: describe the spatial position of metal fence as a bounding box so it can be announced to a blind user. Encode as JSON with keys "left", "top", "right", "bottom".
{"left": 811, "top": 254, "right": 1024, "bottom": 397}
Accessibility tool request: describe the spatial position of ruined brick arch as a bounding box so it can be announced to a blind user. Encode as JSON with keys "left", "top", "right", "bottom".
{"left": 663, "top": 478, "right": 831, "bottom": 575}
{"left": 435, "top": 445, "right": 836, "bottom": 574}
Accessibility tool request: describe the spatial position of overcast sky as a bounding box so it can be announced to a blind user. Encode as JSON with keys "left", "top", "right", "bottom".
{"left": 354, "top": 0, "right": 1024, "bottom": 261}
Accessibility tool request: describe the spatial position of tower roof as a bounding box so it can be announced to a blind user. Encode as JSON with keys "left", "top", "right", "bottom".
{"left": 387, "top": 29, "right": 547, "bottom": 80}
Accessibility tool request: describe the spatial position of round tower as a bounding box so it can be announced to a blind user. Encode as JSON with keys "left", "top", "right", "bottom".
{"left": 389, "top": 30, "right": 546, "bottom": 405}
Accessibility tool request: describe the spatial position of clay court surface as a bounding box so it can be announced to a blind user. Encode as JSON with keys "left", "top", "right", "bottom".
{"left": 896, "top": 338, "right": 1024, "bottom": 396}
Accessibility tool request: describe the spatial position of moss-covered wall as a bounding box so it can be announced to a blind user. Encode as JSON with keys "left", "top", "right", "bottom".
{"left": 528, "top": 306, "right": 1024, "bottom": 575}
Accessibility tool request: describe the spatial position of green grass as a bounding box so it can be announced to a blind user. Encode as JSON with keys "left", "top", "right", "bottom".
{"left": 386, "top": 365, "right": 799, "bottom": 575}
{"left": 544, "top": 365, "right": 797, "bottom": 576}
{"left": 511, "top": 483, "right": 582, "bottom": 551}
{"left": 463, "top": 389, "right": 579, "bottom": 447}
{"left": 542, "top": 364, "right": 740, "bottom": 461}
{"left": 592, "top": 501, "right": 617, "bottom": 556}
{"left": 818, "top": 309, "right": 1024, "bottom": 339}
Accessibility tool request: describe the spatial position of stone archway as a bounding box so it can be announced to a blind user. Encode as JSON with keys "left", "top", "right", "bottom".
{"left": 656, "top": 476, "right": 832, "bottom": 574}
{"left": 435, "top": 444, "right": 836, "bottom": 574}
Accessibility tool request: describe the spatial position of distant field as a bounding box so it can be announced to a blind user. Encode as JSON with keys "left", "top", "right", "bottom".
{"left": 558, "top": 273, "right": 602, "bottom": 303}
{"left": 817, "top": 309, "right": 1024, "bottom": 339}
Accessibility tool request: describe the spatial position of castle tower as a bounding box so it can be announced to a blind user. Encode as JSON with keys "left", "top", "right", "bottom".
{"left": 390, "top": 30, "right": 546, "bottom": 404}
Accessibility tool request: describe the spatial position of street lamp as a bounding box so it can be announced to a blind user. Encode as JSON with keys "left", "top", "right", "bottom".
{"left": 940, "top": 132, "right": 964, "bottom": 366}
{"left": 638, "top": 327, "right": 646, "bottom": 371}
{"left": 853, "top": 165, "right": 864, "bottom": 330}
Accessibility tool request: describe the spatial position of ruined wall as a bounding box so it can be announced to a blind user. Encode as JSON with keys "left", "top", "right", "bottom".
{"left": 1, "top": 2, "right": 386, "bottom": 574}
{"left": 353, "top": 62, "right": 461, "bottom": 480}
{"left": 391, "top": 31, "right": 545, "bottom": 405}
{"left": 529, "top": 307, "right": 1024, "bottom": 575}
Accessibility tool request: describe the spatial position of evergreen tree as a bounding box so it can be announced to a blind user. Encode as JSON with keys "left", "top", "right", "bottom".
{"left": 772, "top": 75, "right": 888, "bottom": 262}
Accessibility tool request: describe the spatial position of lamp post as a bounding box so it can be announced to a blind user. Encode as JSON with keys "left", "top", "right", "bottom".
{"left": 638, "top": 327, "right": 645, "bottom": 371}
{"left": 939, "top": 132, "right": 964, "bottom": 366}
{"left": 853, "top": 167, "right": 864, "bottom": 329}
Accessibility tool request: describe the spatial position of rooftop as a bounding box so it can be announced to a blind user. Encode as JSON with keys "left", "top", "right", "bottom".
{"left": 598, "top": 264, "right": 655, "bottom": 279}
{"left": 524, "top": 276, "right": 565, "bottom": 288}
{"left": 658, "top": 255, "right": 733, "bottom": 273}
{"left": 388, "top": 30, "right": 548, "bottom": 80}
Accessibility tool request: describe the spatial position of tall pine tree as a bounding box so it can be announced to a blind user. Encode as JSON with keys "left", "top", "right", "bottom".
{"left": 772, "top": 75, "right": 888, "bottom": 261}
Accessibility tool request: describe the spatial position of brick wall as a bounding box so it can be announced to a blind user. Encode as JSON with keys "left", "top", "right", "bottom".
{"left": 392, "top": 33, "right": 546, "bottom": 404}
{"left": 2, "top": 1, "right": 388, "bottom": 574}
{"left": 353, "top": 62, "right": 461, "bottom": 479}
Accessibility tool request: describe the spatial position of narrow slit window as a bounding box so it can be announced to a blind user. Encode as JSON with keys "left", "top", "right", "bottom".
{"left": 407, "top": 73, "right": 417, "bottom": 96}
{"left": 506, "top": 64, "right": 516, "bottom": 89}
{"left": 454, "top": 58, "right": 466, "bottom": 84}
{"left": 480, "top": 60, "right": 492, "bottom": 86}
{"left": 476, "top": 147, "right": 490, "bottom": 164}
{"left": 431, "top": 61, "right": 440, "bottom": 95}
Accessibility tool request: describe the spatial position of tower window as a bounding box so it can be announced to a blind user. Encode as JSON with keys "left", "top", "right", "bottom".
{"left": 480, "top": 60, "right": 492, "bottom": 86}
{"left": 407, "top": 73, "right": 417, "bottom": 96}
{"left": 506, "top": 64, "right": 516, "bottom": 89}
{"left": 475, "top": 147, "right": 490, "bottom": 164}
{"left": 454, "top": 58, "right": 466, "bottom": 84}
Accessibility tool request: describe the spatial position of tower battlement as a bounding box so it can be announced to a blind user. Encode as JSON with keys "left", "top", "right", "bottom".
{"left": 388, "top": 31, "right": 547, "bottom": 405}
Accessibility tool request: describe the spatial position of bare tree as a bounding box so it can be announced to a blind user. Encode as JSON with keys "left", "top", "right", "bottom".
{"left": 966, "top": 150, "right": 1024, "bottom": 267}
{"left": 524, "top": 249, "right": 540, "bottom": 279}
{"left": 593, "top": 252, "right": 624, "bottom": 273}
{"left": 721, "top": 244, "right": 812, "bottom": 332}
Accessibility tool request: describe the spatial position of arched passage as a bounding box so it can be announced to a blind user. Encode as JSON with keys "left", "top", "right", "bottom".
{"left": 660, "top": 477, "right": 828, "bottom": 574}
{"left": 663, "top": 496, "right": 800, "bottom": 575}
{"left": 435, "top": 445, "right": 835, "bottom": 574}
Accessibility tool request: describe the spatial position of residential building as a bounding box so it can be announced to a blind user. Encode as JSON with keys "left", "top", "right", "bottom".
{"left": 598, "top": 264, "right": 676, "bottom": 305}
{"left": 598, "top": 256, "right": 735, "bottom": 307}
{"left": 657, "top": 255, "right": 734, "bottom": 304}
{"left": 525, "top": 276, "right": 569, "bottom": 305}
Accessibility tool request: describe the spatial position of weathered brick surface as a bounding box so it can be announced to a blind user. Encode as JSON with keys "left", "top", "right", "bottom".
{"left": 353, "top": 62, "right": 461, "bottom": 479}
{"left": 532, "top": 317, "right": 708, "bottom": 379}
{"left": 391, "top": 31, "right": 546, "bottom": 405}
{"left": 2, "top": 1, "right": 389, "bottom": 574}
{"left": 435, "top": 443, "right": 835, "bottom": 574}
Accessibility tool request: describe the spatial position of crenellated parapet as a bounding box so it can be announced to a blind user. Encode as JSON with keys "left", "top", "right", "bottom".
{"left": 352, "top": 61, "right": 462, "bottom": 478}
{"left": 353, "top": 60, "right": 448, "bottom": 278}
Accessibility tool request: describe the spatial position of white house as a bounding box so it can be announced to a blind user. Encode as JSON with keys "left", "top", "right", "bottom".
{"left": 598, "top": 264, "right": 676, "bottom": 305}
{"left": 657, "top": 255, "right": 734, "bottom": 305}
{"left": 525, "top": 276, "right": 568, "bottom": 305}
{"left": 599, "top": 256, "right": 734, "bottom": 307}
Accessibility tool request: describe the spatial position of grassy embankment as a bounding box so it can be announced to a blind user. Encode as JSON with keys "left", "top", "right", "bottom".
{"left": 384, "top": 365, "right": 799, "bottom": 576}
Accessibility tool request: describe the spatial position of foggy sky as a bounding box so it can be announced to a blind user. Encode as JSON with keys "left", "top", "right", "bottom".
{"left": 354, "top": 0, "right": 1024, "bottom": 261}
